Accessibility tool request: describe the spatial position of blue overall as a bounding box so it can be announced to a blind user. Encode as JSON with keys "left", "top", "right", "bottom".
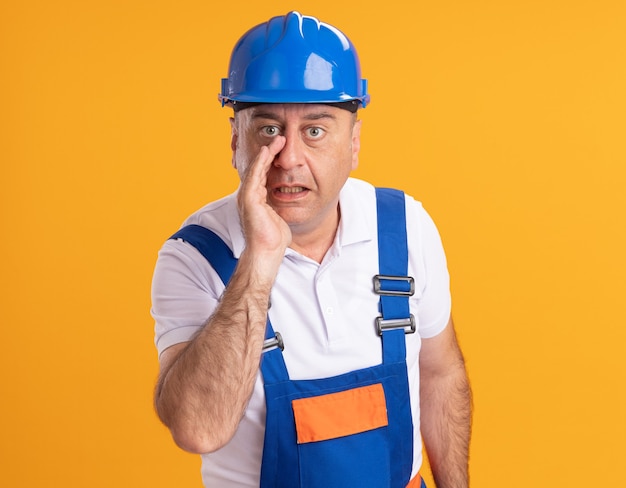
{"left": 170, "top": 188, "right": 426, "bottom": 488}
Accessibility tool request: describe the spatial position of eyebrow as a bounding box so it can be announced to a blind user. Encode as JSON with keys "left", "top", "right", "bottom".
{"left": 250, "top": 111, "right": 338, "bottom": 122}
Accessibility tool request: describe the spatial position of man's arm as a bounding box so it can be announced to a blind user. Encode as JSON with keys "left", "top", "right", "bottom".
{"left": 154, "top": 136, "right": 290, "bottom": 454}
{"left": 419, "top": 316, "right": 472, "bottom": 487}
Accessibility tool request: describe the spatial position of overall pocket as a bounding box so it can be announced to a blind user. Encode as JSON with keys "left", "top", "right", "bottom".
{"left": 292, "top": 383, "right": 391, "bottom": 488}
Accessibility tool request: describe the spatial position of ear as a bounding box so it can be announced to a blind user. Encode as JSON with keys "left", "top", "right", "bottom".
{"left": 229, "top": 117, "right": 238, "bottom": 169}
{"left": 351, "top": 119, "right": 362, "bottom": 171}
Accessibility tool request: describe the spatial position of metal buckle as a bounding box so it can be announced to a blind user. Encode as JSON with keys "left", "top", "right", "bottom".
{"left": 262, "top": 332, "right": 284, "bottom": 353}
{"left": 375, "top": 315, "right": 416, "bottom": 336}
{"left": 373, "top": 275, "right": 415, "bottom": 296}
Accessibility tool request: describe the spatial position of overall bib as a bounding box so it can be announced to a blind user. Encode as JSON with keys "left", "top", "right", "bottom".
{"left": 170, "top": 188, "right": 425, "bottom": 488}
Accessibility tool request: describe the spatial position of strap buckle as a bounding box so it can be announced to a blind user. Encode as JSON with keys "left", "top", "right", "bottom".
{"left": 262, "top": 332, "right": 284, "bottom": 353}
{"left": 375, "top": 315, "right": 416, "bottom": 336}
{"left": 373, "top": 274, "right": 415, "bottom": 296}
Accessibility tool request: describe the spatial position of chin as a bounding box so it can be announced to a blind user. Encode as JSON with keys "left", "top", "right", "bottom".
{"left": 277, "top": 209, "right": 312, "bottom": 228}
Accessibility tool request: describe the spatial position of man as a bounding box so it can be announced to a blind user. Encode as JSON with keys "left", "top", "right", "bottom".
{"left": 152, "top": 11, "right": 471, "bottom": 488}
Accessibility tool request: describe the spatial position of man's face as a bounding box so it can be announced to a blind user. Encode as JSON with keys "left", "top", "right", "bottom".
{"left": 230, "top": 103, "right": 362, "bottom": 237}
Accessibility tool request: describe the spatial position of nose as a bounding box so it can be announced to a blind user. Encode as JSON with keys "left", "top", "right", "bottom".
{"left": 273, "top": 134, "right": 303, "bottom": 170}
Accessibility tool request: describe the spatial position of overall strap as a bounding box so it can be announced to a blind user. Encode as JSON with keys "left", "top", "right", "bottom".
{"left": 169, "top": 225, "right": 289, "bottom": 381}
{"left": 375, "top": 188, "right": 414, "bottom": 364}
{"left": 170, "top": 225, "right": 236, "bottom": 283}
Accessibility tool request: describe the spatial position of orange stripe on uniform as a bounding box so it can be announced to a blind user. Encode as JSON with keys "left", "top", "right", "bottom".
{"left": 406, "top": 473, "right": 422, "bottom": 488}
{"left": 292, "top": 383, "right": 388, "bottom": 444}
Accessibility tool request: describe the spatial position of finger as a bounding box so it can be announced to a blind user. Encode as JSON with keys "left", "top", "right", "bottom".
{"left": 266, "top": 135, "right": 286, "bottom": 158}
{"left": 245, "top": 136, "right": 286, "bottom": 185}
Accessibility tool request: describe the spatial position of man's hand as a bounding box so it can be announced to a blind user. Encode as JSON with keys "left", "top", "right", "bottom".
{"left": 237, "top": 135, "right": 291, "bottom": 268}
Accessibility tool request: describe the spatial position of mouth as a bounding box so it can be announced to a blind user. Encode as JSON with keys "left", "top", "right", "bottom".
{"left": 270, "top": 185, "right": 310, "bottom": 201}
{"left": 276, "top": 186, "right": 307, "bottom": 194}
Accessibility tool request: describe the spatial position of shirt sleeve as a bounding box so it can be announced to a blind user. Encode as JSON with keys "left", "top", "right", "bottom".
{"left": 151, "top": 238, "right": 225, "bottom": 357}
{"left": 406, "top": 198, "right": 452, "bottom": 339}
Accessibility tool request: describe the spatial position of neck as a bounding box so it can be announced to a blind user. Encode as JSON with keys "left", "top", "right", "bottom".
{"left": 289, "top": 206, "right": 341, "bottom": 263}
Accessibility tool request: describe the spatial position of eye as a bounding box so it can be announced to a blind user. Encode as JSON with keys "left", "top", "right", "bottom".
{"left": 306, "top": 127, "right": 324, "bottom": 139}
{"left": 261, "top": 126, "right": 280, "bottom": 137}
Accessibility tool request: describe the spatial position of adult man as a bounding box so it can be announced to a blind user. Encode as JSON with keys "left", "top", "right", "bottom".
{"left": 152, "top": 11, "right": 471, "bottom": 488}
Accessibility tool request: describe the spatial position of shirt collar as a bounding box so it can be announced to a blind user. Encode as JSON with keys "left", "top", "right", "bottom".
{"left": 336, "top": 178, "right": 376, "bottom": 248}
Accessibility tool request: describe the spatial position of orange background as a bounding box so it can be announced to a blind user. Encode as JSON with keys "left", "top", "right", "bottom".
{"left": 1, "top": 0, "right": 625, "bottom": 486}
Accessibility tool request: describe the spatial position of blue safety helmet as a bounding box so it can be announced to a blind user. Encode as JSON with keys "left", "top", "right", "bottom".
{"left": 219, "top": 11, "right": 369, "bottom": 110}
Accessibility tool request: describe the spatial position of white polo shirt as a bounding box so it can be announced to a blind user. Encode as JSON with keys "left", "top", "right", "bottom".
{"left": 151, "top": 177, "right": 451, "bottom": 487}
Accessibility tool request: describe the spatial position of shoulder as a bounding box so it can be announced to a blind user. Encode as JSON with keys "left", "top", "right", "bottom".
{"left": 172, "top": 190, "right": 246, "bottom": 257}
{"left": 153, "top": 191, "right": 240, "bottom": 291}
{"left": 339, "top": 178, "right": 377, "bottom": 209}
{"left": 344, "top": 178, "right": 429, "bottom": 220}
{"left": 181, "top": 192, "right": 237, "bottom": 234}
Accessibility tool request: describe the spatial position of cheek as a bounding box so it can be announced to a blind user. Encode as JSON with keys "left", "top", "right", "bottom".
{"left": 337, "top": 144, "right": 357, "bottom": 175}
{"left": 232, "top": 140, "right": 257, "bottom": 175}
{"left": 232, "top": 148, "right": 249, "bottom": 180}
{"left": 318, "top": 152, "right": 353, "bottom": 191}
